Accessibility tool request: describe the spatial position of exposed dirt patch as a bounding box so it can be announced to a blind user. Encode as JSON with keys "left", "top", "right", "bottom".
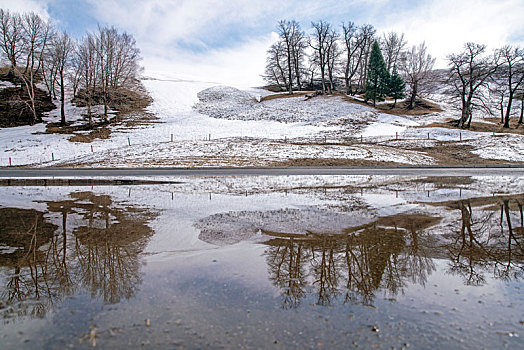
{"left": 72, "top": 85, "right": 153, "bottom": 114}
{"left": 377, "top": 214, "right": 441, "bottom": 232}
{"left": 0, "top": 69, "right": 55, "bottom": 127}
{"left": 421, "top": 119, "right": 524, "bottom": 135}
{"left": 45, "top": 111, "right": 158, "bottom": 143}
{"left": 269, "top": 158, "right": 405, "bottom": 167}
{"left": 261, "top": 91, "right": 316, "bottom": 102}
{"left": 261, "top": 90, "right": 442, "bottom": 116}
{"left": 411, "top": 141, "right": 518, "bottom": 165}
{"left": 339, "top": 93, "right": 442, "bottom": 116}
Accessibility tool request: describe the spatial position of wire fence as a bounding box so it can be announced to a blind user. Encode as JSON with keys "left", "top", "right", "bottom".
{"left": 0, "top": 127, "right": 508, "bottom": 167}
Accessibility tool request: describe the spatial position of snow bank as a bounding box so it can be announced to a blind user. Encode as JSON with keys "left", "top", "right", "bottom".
{"left": 195, "top": 85, "right": 374, "bottom": 125}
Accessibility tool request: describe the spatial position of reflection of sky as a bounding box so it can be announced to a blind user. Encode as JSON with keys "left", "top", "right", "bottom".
{"left": 1, "top": 178, "right": 524, "bottom": 348}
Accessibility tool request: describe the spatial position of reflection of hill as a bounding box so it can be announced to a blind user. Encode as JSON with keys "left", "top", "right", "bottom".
{"left": 0, "top": 192, "right": 157, "bottom": 323}
{"left": 0, "top": 208, "right": 57, "bottom": 267}
{"left": 196, "top": 194, "right": 524, "bottom": 308}
{"left": 196, "top": 207, "right": 375, "bottom": 246}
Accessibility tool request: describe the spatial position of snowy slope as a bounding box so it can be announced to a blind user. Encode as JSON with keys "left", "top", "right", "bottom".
{"left": 1, "top": 74, "right": 523, "bottom": 167}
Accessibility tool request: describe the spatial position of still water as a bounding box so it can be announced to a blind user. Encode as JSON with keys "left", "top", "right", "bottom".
{"left": 0, "top": 175, "right": 523, "bottom": 349}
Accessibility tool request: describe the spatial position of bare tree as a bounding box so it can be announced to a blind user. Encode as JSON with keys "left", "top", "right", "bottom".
{"left": 95, "top": 26, "right": 116, "bottom": 121}
{"left": 51, "top": 31, "right": 75, "bottom": 125}
{"left": 310, "top": 21, "right": 330, "bottom": 94}
{"left": 357, "top": 24, "right": 376, "bottom": 91}
{"left": 446, "top": 43, "right": 499, "bottom": 128}
{"left": 263, "top": 41, "right": 288, "bottom": 91}
{"left": 291, "top": 25, "right": 307, "bottom": 91}
{"left": 341, "top": 22, "right": 366, "bottom": 95}
{"left": 110, "top": 31, "right": 141, "bottom": 89}
{"left": 489, "top": 77, "right": 508, "bottom": 124}
{"left": 277, "top": 20, "right": 306, "bottom": 94}
{"left": 381, "top": 31, "right": 407, "bottom": 73}
{"left": 14, "top": 12, "right": 51, "bottom": 123}
{"left": 0, "top": 9, "right": 24, "bottom": 72}
{"left": 401, "top": 42, "right": 435, "bottom": 109}
{"left": 496, "top": 45, "right": 524, "bottom": 128}
{"left": 325, "top": 29, "right": 340, "bottom": 94}
{"left": 77, "top": 34, "right": 98, "bottom": 125}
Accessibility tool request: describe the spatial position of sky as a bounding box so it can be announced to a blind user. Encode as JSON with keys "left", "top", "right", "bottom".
{"left": 1, "top": 0, "right": 523, "bottom": 87}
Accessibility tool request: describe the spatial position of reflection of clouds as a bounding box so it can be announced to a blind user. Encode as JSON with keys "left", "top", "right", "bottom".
{"left": 0, "top": 192, "right": 157, "bottom": 323}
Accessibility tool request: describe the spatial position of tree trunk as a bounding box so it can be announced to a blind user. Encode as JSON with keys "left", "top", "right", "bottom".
{"left": 519, "top": 96, "right": 523, "bottom": 124}
{"left": 87, "top": 100, "right": 92, "bottom": 126}
{"left": 286, "top": 43, "right": 293, "bottom": 94}
{"left": 503, "top": 93, "right": 513, "bottom": 128}
{"left": 60, "top": 72, "right": 65, "bottom": 126}
{"left": 320, "top": 64, "right": 326, "bottom": 94}
{"left": 458, "top": 106, "right": 470, "bottom": 129}
{"left": 408, "top": 82, "right": 417, "bottom": 109}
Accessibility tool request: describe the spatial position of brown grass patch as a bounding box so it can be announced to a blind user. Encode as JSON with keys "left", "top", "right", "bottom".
{"left": 69, "top": 127, "right": 111, "bottom": 143}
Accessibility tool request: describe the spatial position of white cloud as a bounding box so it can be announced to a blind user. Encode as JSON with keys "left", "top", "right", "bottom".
{"left": 376, "top": 0, "right": 524, "bottom": 67}
{"left": 6, "top": 0, "right": 522, "bottom": 84}
{"left": 144, "top": 32, "right": 278, "bottom": 88}
{"left": 0, "top": 0, "right": 49, "bottom": 18}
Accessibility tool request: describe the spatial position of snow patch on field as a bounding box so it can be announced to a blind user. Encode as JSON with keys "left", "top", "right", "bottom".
{"left": 0, "top": 81, "right": 15, "bottom": 89}
{"left": 470, "top": 134, "right": 524, "bottom": 162}
{"left": 46, "top": 137, "right": 433, "bottom": 167}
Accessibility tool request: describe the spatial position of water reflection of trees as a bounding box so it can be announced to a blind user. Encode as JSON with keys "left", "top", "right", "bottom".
{"left": 264, "top": 196, "right": 524, "bottom": 308}
{"left": 264, "top": 215, "right": 438, "bottom": 308}
{"left": 445, "top": 196, "right": 524, "bottom": 285}
{"left": 0, "top": 192, "right": 156, "bottom": 322}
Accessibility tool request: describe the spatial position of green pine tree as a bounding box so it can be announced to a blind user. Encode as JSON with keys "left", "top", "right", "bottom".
{"left": 365, "top": 41, "right": 389, "bottom": 106}
{"left": 388, "top": 67, "right": 406, "bottom": 107}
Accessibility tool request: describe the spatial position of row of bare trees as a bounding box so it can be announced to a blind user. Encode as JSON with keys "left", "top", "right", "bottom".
{"left": 263, "top": 19, "right": 435, "bottom": 107}
{"left": 264, "top": 20, "right": 524, "bottom": 128}
{"left": 0, "top": 9, "right": 142, "bottom": 126}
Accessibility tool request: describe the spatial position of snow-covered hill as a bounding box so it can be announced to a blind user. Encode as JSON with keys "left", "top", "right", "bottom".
{"left": 1, "top": 75, "right": 523, "bottom": 167}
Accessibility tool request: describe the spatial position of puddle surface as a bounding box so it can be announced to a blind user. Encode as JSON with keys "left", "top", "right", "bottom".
{"left": 0, "top": 175, "right": 523, "bottom": 349}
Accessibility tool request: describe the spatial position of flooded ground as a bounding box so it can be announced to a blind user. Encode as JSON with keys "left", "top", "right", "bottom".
{"left": 0, "top": 175, "right": 523, "bottom": 349}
